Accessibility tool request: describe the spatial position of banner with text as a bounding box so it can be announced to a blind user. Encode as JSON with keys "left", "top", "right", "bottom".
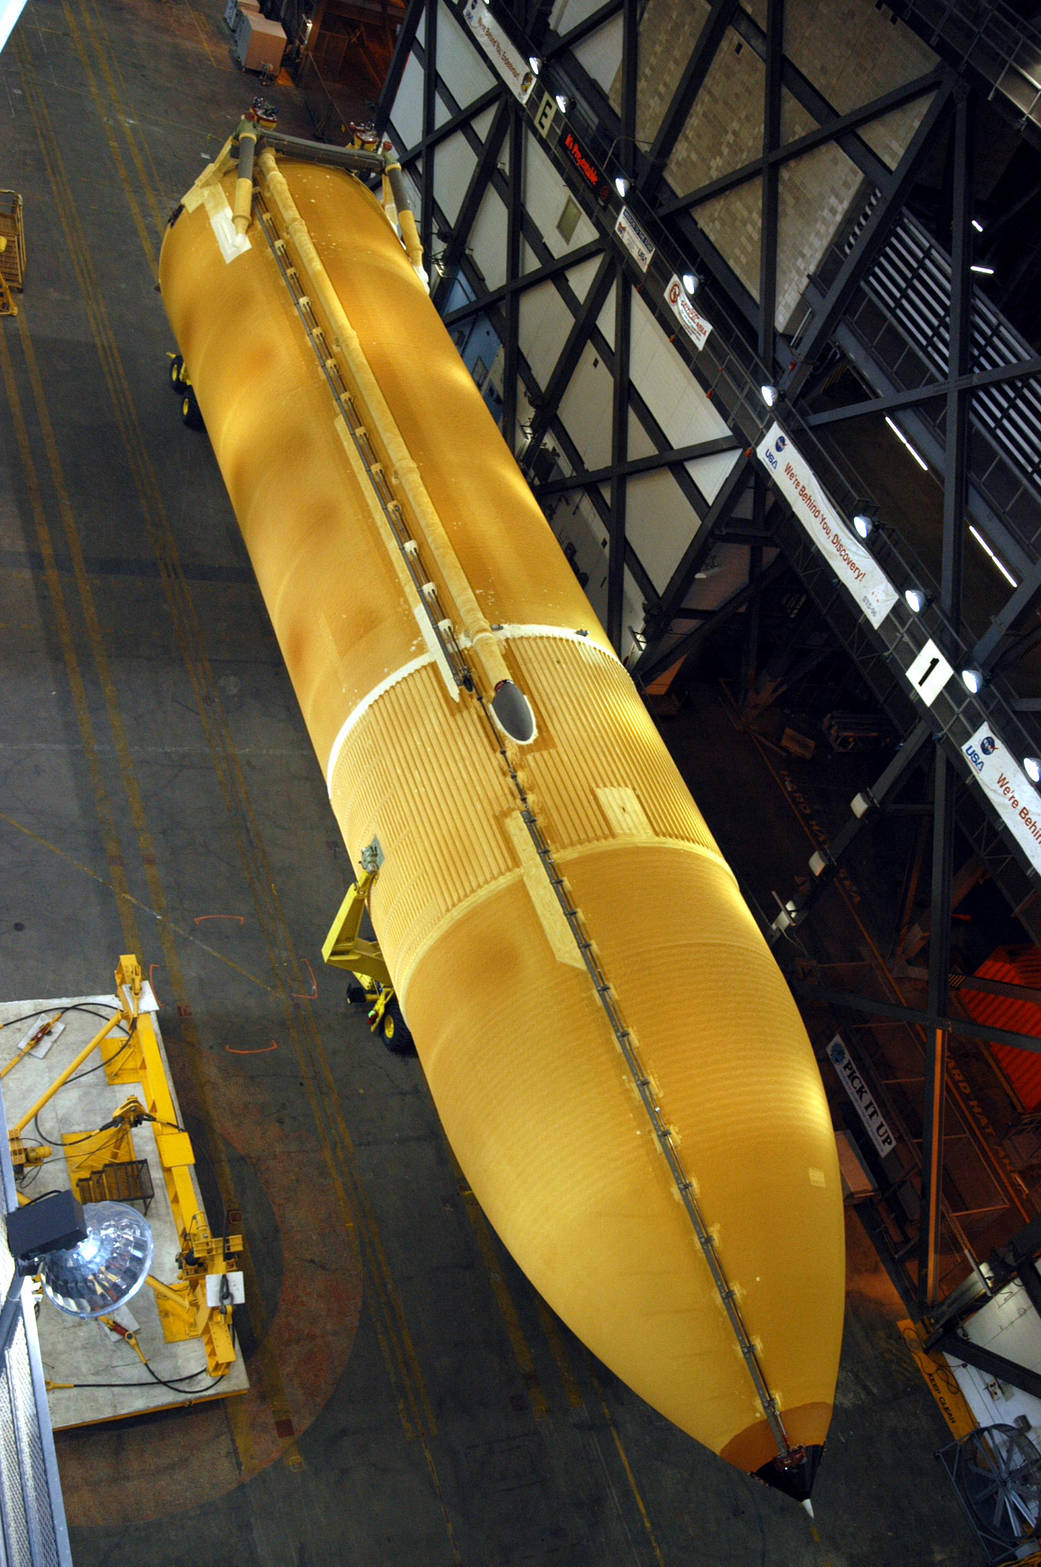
{"left": 464, "top": 1, "right": 537, "bottom": 102}
{"left": 756, "top": 422, "right": 898, "bottom": 628}
{"left": 664, "top": 275, "right": 712, "bottom": 350}
{"left": 963, "top": 724, "right": 1041, "bottom": 874}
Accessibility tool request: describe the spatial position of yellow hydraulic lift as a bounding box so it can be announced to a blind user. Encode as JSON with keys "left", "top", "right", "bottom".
{"left": 321, "top": 839, "right": 414, "bottom": 1054}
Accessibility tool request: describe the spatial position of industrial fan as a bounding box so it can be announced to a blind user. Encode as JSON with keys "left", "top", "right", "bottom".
{"left": 949, "top": 1422, "right": 1041, "bottom": 1553}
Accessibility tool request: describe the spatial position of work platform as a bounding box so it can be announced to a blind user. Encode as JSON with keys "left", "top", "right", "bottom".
{"left": 0, "top": 962, "right": 248, "bottom": 1427}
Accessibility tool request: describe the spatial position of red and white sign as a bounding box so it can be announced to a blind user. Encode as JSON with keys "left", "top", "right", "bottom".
{"left": 464, "top": 2, "right": 536, "bottom": 103}
{"left": 756, "top": 422, "right": 898, "bottom": 628}
{"left": 664, "top": 275, "right": 712, "bottom": 350}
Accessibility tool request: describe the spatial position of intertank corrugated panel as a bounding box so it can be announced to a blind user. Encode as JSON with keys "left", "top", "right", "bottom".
{"left": 158, "top": 157, "right": 845, "bottom": 1475}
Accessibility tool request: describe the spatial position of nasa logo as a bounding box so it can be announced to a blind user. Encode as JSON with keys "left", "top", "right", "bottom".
{"left": 981, "top": 735, "right": 996, "bottom": 756}
{"left": 774, "top": 435, "right": 786, "bottom": 452}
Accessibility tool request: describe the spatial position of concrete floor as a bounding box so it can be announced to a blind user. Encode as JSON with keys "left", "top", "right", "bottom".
{"left": 0, "top": 1, "right": 991, "bottom": 1562}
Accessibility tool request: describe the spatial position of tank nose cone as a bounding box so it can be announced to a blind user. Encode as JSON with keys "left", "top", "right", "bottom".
{"left": 755, "top": 1444, "right": 824, "bottom": 1505}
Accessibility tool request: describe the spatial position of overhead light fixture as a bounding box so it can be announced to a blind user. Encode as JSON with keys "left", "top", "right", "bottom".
{"left": 960, "top": 665, "right": 986, "bottom": 695}
{"left": 969, "top": 524, "right": 1018, "bottom": 588}
{"left": 554, "top": 93, "right": 570, "bottom": 114}
{"left": 852, "top": 505, "right": 878, "bottom": 540}
{"left": 904, "top": 586, "right": 932, "bottom": 613}
{"left": 527, "top": 55, "right": 541, "bottom": 75}
{"left": 884, "top": 415, "right": 929, "bottom": 471}
{"left": 970, "top": 264, "right": 995, "bottom": 275}
{"left": 971, "top": 218, "right": 984, "bottom": 233}
{"left": 681, "top": 271, "right": 699, "bottom": 295}
{"left": 1024, "top": 757, "right": 1041, "bottom": 785}
{"left": 614, "top": 174, "right": 630, "bottom": 198}
{"left": 760, "top": 383, "right": 778, "bottom": 408}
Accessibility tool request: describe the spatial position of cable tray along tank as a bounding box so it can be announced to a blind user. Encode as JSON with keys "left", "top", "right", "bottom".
{"left": 157, "top": 118, "right": 846, "bottom": 1504}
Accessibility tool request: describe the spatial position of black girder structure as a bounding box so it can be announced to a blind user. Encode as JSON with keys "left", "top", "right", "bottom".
{"left": 377, "top": 0, "right": 1041, "bottom": 1328}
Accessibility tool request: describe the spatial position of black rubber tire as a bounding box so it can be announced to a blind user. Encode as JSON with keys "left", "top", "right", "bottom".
{"left": 380, "top": 996, "right": 415, "bottom": 1057}
{"left": 180, "top": 386, "right": 204, "bottom": 430}
{"left": 168, "top": 353, "right": 184, "bottom": 390}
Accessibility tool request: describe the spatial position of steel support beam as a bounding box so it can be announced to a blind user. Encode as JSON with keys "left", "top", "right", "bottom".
{"left": 441, "top": 240, "right": 604, "bottom": 327}
{"left": 919, "top": 750, "right": 954, "bottom": 1309}
{"left": 431, "top": 98, "right": 512, "bottom": 309}
{"left": 784, "top": 77, "right": 954, "bottom": 401}
{"left": 420, "top": 0, "right": 439, "bottom": 266}
{"left": 533, "top": 435, "right": 741, "bottom": 496}
{"left": 502, "top": 101, "right": 525, "bottom": 443}
{"left": 758, "top": 0, "right": 784, "bottom": 374}
{"left": 941, "top": 86, "right": 973, "bottom": 635}
{"left": 375, "top": 0, "right": 426, "bottom": 138}
{"left": 634, "top": 552, "right": 790, "bottom": 690}
{"left": 640, "top": 0, "right": 739, "bottom": 197}
{"left": 787, "top": 980, "right": 1041, "bottom": 1057}
{"left": 935, "top": 1333, "right": 1041, "bottom": 1404}
{"left": 802, "top": 357, "right": 1041, "bottom": 427}
{"left": 608, "top": 258, "right": 630, "bottom": 649}
{"left": 522, "top": 253, "right": 615, "bottom": 468}
{"left": 640, "top": 454, "right": 752, "bottom": 647}
{"left": 658, "top": 70, "right": 945, "bottom": 218}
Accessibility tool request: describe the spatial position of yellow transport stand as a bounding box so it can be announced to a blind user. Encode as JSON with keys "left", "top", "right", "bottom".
{"left": 0, "top": 191, "right": 25, "bottom": 317}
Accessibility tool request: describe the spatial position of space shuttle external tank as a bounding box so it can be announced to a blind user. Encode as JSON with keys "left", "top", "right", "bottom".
{"left": 158, "top": 122, "right": 846, "bottom": 1499}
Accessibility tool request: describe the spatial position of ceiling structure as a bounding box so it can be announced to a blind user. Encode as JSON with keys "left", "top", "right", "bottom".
{"left": 375, "top": 0, "right": 1041, "bottom": 1367}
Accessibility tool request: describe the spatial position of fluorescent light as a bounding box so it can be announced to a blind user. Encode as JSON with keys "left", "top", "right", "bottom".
{"left": 971, "top": 219, "right": 984, "bottom": 233}
{"left": 969, "top": 524, "right": 1018, "bottom": 587}
{"left": 884, "top": 415, "right": 929, "bottom": 471}
{"left": 970, "top": 264, "right": 995, "bottom": 275}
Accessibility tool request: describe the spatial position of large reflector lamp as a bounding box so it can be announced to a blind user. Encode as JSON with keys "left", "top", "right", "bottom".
{"left": 5, "top": 1191, "right": 153, "bottom": 1320}
{"left": 40, "top": 1201, "right": 153, "bottom": 1318}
